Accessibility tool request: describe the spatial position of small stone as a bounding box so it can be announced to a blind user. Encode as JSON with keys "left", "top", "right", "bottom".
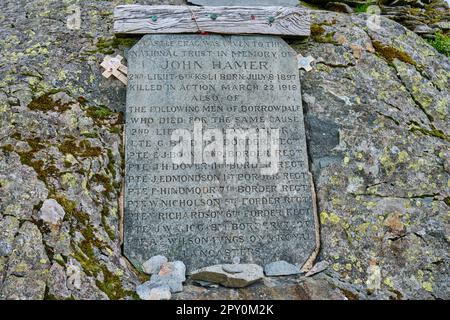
{"left": 0, "top": 216, "right": 20, "bottom": 256}
{"left": 191, "top": 264, "right": 264, "bottom": 288}
{"left": 149, "top": 261, "right": 186, "bottom": 293}
{"left": 264, "top": 260, "right": 301, "bottom": 276}
{"left": 136, "top": 282, "right": 171, "bottom": 300}
{"left": 305, "top": 261, "right": 330, "bottom": 277}
{"left": 39, "top": 199, "right": 66, "bottom": 225}
{"left": 142, "top": 255, "right": 168, "bottom": 275}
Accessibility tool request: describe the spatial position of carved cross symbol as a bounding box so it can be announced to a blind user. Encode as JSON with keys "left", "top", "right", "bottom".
{"left": 101, "top": 55, "right": 128, "bottom": 85}
{"left": 297, "top": 53, "right": 315, "bottom": 72}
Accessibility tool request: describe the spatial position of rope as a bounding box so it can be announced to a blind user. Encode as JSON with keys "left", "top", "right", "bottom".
{"left": 187, "top": 6, "right": 203, "bottom": 34}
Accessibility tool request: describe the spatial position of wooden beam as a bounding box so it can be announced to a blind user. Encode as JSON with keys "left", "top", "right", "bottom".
{"left": 114, "top": 5, "right": 310, "bottom": 37}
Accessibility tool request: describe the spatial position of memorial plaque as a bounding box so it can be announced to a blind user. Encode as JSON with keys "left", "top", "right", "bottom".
{"left": 125, "top": 34, "right": 319, "bottom": 272}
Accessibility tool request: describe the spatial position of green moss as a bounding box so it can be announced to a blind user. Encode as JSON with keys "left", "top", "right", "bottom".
{"left": 310, "top": 23, "right": 337, "bottom": 44}
{"left": 88, "top": 36, "right": 139, "bottom": 55}
{"left": 109, "top": 127, "right": 121, "bottom": 134}
{"left": 53, "top": 194, "right": 89, "bottom": 225}
{"left": 409, "top": 121, "right": 449, "bottom": 142}
{"left": 355, "top": 3, "right": 371, "bottom": 13}
{"left": 11, "top": 132, "right": 21, "bottom": 140}
{"left": 444, "top": 197, "right": 450, "bottom": 207}
{"left": 107, "top": 149, "right": 116, "bottom": 177}
{"left": 9, "top": 138, "right": 60, "bottom": 185}
{"left": 97, "top": 266, "right": 139, "bottom": 300}
{"left": 81, "top": 131, "right": 98, "bottom": 138}
{"left": 372, "top": 40, "right": 417, "bottom": 66}
{"left": 59, "top": 139, "right": 102, "bottom": 157}
{"left": 427, "top": 32, "right": 450, "bottom": 57}
{"left": 71, "top": 224, "right": 136, "bottom": 299}
{"left": 1, "top": 144, "right": 14, "bottom": 152}
{"left": 101, "top": 206, "right": 116, "bottom": 241}
{"left": 92, "top": 173, "right": 114, "bottom": 196}
{"left": 311, "top": 23, "right": 326, "bottom": 37}
{"left": 28, "top": 93, "right": 71, "bottom": 113}
{"left": 86, "top": 106, "right": 114, "bottom": 123}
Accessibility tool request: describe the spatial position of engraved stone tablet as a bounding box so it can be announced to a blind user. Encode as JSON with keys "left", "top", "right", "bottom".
{"left": 125, "top": 34, "right": 319, "bottom": 272}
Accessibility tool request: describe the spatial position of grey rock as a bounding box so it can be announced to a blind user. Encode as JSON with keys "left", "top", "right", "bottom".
{"left": 149, "top": 261, "right": 186, "bottom": 293}
{"left": 0, "top": 0, "right": 448, "bottom": 300}
{"left": 142, "top": 255, "right": 168, "bottom": 275}
{"left": 264, "top": 260, "right": 301, "bottom": 276}
{"left": 47, "top": 263, "right": 71, "bottom": 299}
{"left": 0, "top": 151, "right": 48, "bottom": 220}
{"left": 0, "top": 216, "right": 19, "bottom": 256}
{"left": 137, "top": 282, "right": 171, "bottom": 300}
{"left": 191, "top": 264, "right": 264, "bottom": 288}
{"left": 413, "top": 24, "right": 434, "bottom": 34}
{"left": 0, "top": 222, "right": 48, "bottom": 300}
{"left": 430, "top": 21, "right": 450, "bottom": 30}
{"left": 0, "top": 275, "right": 46, "bottom": 300}
{"left": 39, "top": 198, "right": 66, "bottom": 225}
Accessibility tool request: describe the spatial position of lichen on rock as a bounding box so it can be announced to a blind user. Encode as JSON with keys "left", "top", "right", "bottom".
{"left": 0, "top": 0, "right": 448, "bottom": 300}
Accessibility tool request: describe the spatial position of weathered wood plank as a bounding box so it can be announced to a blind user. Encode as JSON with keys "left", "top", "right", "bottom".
{"left": 114, "top": 5, "right": 310, "bottom": 36}
{"left": 187, "top": 0, "right": 300, "bottom": 6}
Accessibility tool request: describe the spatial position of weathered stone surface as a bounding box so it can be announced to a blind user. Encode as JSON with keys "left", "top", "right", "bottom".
{"left": 191, "top": 263, "right": 264, "bottom": 288}
{"left": 149, "top": 261, "right": 186, "bottom": 293}
{"left": 142, "top": 255, "right": 168, "bottom": 275}
{"left": 264, "top": 260, "right": 301, "bottom": 276}
{"left": 299, "top": 11, "right": 449, "bottom": 299}
{"left": 0, "top": 216, "right": 20, "bottom": 257}
{"left": 39, "top": 198, "right": 66, "bottom": 225}
{"left": 124, "top": 33, "right": 319, "bottom": 272}
{"left": 136, "top": 282, "right": 172, "bottom": 300}
{"left": 0, "top": 222, "right": 49, "bottom": 300}
{"left": 187, "top": 0, "right": 300, "bottom": 6}
{"left": 175, "top": 273, "right": 351, "bottom": 300}
{"left": 0, "top": 0, "right": 448, "bottom": 300}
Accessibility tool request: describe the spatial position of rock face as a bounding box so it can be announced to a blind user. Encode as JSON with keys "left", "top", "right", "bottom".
{"left": 39, "top": 199, "right": 66, "bottom": 225}
{"left": 0, "top": 0, "right": 448, "bottom": 300}
{"left": 191, "top": 264, "right": 264, "bottom": 288}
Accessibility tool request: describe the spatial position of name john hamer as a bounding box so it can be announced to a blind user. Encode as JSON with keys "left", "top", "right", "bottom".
{"left": 160, "top": 59, "right": 269, "bottom": 70}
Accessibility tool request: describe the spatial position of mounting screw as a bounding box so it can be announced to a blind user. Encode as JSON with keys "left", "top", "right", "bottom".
{"left": 268, "top": 16, "right": 275, "bottom": 24}
{"left": 151, "top": 15, "right": 158, "bottom": 22}
{"left": 210, "top": 13, "right": 218, "bottom": 20}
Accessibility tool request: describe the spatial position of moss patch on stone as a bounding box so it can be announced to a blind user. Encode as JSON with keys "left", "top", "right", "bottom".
{"left": 372, "top": 40, "right": 417, "bottom": 66}
{"left": 28, "top": 93, "right": 71, "bottom": 113}
{"left": 58, "top": 139, "right": 102, "bottom": 157}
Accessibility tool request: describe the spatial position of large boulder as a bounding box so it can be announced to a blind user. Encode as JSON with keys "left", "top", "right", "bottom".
{"left": 0, "top": 0, "right": 448, "bottom": 300}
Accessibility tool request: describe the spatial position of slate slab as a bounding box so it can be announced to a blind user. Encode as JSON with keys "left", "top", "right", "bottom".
{"left": 124, "top": 34, "right": 319, "bottom": 272}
